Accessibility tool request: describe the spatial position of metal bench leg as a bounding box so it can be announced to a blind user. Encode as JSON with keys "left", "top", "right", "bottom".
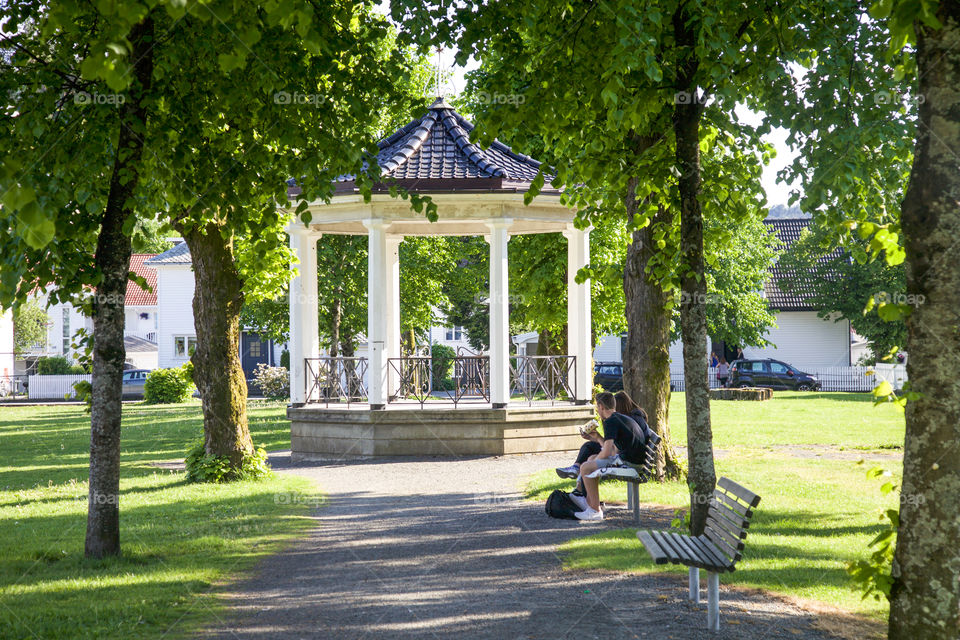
{"left": 707, "top": 571, "right": 719, "bottom": 631}
{"left": 632, "top": 482, "right": 640, "bottom": 524}
{"left": 688, "top": 566, "right": 700, "bottom": 603}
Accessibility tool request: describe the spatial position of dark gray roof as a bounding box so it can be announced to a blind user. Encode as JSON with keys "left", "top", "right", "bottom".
{"left": 765, "top": 218, "right": 840, "bottom": 312}
{"left": 334, "top": 98, "right": 549, "bottom": 193}
{"left": 145, "top": 241, "right": 191, "bottom": 265}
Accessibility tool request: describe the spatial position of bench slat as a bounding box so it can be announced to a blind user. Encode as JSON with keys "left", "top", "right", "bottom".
{"left": 718, "top": 476, "right": 761, "bottom": 508}
{"left": 637, "top": 530, "right": 670, "bottom": 565}
{"left": 668, "top": 533, "right": 723, "bottom": 571}
{"left": 651, "top": 530, "right": 689, "bottom": 564}
{"left": 706, "top": 508, "right": 748, "bottom": 541}
{"left": 687, "top": 535, "right": 732, "bottom": 572}
{"left": 706, "top": 516, "right": 747, "bottom": 551}
{"left": 696, "top": 535, "right": 737, "bottom": 572}
{"left": 715, "top": 490, "right": 752, "bottom": 518}
{"left": 709, "top": 499, "right": 750, "bottom": 531}
{"left": 705, "top": 527, "right": 742, "bottom": 564}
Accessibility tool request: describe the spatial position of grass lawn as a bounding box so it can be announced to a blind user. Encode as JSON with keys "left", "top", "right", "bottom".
{"left": 0, "top": 399, "right": 312, "bottom": 640}
{"left": 525, "top": 392, "right": 905, "bottom": 621}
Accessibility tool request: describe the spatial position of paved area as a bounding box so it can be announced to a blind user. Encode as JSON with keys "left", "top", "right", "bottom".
{"left": 198, "top": 452, "right": 877, "bottom": 640}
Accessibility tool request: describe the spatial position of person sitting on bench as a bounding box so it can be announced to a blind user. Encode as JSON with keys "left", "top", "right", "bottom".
{"left": 555, "top": 419, "right": 603, "bottom": 480}
{"left": 570, "top": 391, "right": 648, "bottom": 521}
{"left": 614, "top": 390, "right": 654, "bottom": 444}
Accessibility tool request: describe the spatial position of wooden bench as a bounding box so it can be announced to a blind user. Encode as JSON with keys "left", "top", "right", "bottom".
{"left": 636, "top": 477, "right": 761, "bottom": 631}
{"left": 583, "top": 431, "right": 662, "bottom": 523}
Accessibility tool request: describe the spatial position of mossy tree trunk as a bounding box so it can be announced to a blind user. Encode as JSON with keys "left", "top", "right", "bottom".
{"left": 888, "top": 3, "right": 960, "bottom": 637}
{"left": 622, "top": 188, "right": 683, "bottom": 481}
{"left": 85, "top": 15, "right": 154, "bottom": 559}
{"left": 180, "top": 221, "right": 254, "bottom": 468}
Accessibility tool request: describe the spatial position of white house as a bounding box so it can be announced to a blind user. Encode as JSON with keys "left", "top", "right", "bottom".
{"left": 146, "top": 242, "right": 281, "bottom": 378}
{"left": 593, "top": 217, "right": 852, "bottom": 374}
{"left": 18, "top": 253, "right": 160, "bottom": 372}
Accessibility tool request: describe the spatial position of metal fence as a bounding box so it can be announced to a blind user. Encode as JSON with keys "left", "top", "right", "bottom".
{"left": 669, "top": 365, "right": 902, "bottom": 393}
{"left": 510, "top": 355, "right": 576, "bottom": 405}
{"left": 305, "top": 357, "right": 369, "bottom": 406}
{"left": 0, "top": 375, "right": 29, "bottom": 400}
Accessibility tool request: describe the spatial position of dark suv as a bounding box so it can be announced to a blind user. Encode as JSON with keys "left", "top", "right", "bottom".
{"left": 594, "top": 362, "right": 624, "bottom": 391}
{"left": 728, "top": 359, "right": 820, "bottom": 391}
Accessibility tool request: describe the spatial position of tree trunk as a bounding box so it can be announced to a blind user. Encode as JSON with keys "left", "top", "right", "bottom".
{"left": 181, "top": 221, "right": 254, "bottom": 468}
{"left": 622, "top": 194, "right": 682, "bottom": 481}
{"left": 673, "top": 6, "right": 716, "bottom": 536}
{"left": 888, "top": 4, "right": 960, "bottom": 637}
{"left": 329, "top": 295, "right": 342, "bottom": 358}
{"left": 85, "top": 16, "right": 154, "bottom": 559}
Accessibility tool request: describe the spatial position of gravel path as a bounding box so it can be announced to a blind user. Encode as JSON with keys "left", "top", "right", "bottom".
{"left": 197, "top": 452, "right": 876, "bottom": 640}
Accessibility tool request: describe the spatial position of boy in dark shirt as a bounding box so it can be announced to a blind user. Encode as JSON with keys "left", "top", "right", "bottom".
{"left": 570, "top": 391, "right": 646, "bottom": 521}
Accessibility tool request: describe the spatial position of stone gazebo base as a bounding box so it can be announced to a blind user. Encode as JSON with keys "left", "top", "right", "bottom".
{"left": 288, "top": 404, "right": 595, "bottom": 460}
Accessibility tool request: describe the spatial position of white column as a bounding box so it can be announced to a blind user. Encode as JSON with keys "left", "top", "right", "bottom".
{"left": 486, "top": 220, "right": 512, "bottom": 408}
{"left": 385, "top": 236, "right": 402, "bottom": 398}
{"left": 289, "top": 227, "right": 320, "bottom": 405}
{"left": 564, "top": 225, "right": 592, "bottom": 403}
{"left": 365, "top": 220, "right": 389, "bottom": 409}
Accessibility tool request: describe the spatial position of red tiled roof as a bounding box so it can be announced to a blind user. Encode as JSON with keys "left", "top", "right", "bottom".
{"left": 126, "top": 254, "right": 158, "bottom": 306}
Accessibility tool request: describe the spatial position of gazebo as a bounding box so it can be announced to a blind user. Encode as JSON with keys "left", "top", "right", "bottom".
{"left": 285, "top": 98, "right": 594, "bottom": 459}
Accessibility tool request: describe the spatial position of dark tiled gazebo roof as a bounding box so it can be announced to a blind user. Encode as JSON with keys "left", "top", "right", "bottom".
{"left": 764, "top": 218, "right": 841, "bottom": 311}
{"left": 335, "top": 98, "right": 551, "bottom": 193}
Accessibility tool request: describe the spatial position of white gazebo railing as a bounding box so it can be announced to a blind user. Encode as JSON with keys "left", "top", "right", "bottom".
{"left": 303, "top": 353, "right": 578, "bottom": 407}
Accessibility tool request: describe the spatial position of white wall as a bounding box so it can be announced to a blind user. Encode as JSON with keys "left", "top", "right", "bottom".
{"left": 124, "top": 306, "right": 158, "bottom": 339}
{"left": 593, "top": 334, "right": 622, "bottom": 363}
{"left": 0, "top": 307, "right": 14, "bottom": 377}
{"left": 742, "top": 311, "right": 850, "bottom": 371}
{"left": 44, "top": 300, "right": 91, "bottom": 362}
{"left": 155, "top": 266, "right": 196, "bottom": 369}
{"left": 597, "top": 311, "right": 849, "bottom": 373}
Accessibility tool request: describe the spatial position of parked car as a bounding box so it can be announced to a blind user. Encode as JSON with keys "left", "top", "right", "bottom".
{"left": 728, "top": 359, "right": 820, "bottom": 391}
{"left": 594, "top": 362, "right": 624, "bottom": 391}
{"left": 121, "top": 369, "right": 151, "bottom": 398}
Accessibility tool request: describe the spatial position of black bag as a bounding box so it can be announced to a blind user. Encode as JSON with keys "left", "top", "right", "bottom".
{"left": 545, "top": 489, "right": 580, "bottom": 520}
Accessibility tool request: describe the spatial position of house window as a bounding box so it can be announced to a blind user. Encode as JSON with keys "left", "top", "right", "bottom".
{"left": 62, "top": 307, "right": 70, "bottom": 354}
{"left": 174, "top": 336, "right": 197, "bottom": 357}
{"left": 248, "top": 337, "right": 261, "bottom": 358}
{"left": 445, "top": 326, "right": 463, "bottom": 341}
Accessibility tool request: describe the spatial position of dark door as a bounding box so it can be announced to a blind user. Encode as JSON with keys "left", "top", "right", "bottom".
{"left": 241, "top": 332, "right": 271, "bottom": 380}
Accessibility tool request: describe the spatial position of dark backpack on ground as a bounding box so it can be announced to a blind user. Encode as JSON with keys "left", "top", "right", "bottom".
{"left": 545, "top": 489, "right": 580, "bottom": 520}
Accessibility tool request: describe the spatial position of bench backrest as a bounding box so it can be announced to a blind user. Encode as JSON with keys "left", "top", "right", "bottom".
{"left": 638, "top": 431, "right": 662, "bottom": 478}
{"left": 703, "top": 477, "right": 761, "bottom": 566}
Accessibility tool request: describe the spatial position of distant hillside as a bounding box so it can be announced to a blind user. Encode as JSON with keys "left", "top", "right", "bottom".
{"left": 766, "top": 204, "right": 810, "bottom": 219}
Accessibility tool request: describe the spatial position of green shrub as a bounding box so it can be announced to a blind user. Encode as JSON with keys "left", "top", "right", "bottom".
{"left": 144, "top": 364, "right": 195, "bottom": 404}
{"left": 434, "top": 377, "right": 456, "bottom": 391}
{"left": 36, "top": 356, "right": 85, "bottom": 375}
{"left": 279, "top": 350, "right": 290, "bottom": 370}
{"left": 431, "top": 343, "right": 456, "bottom": 381}
{"left": 185, "top": 442, "right": 272, "bottom": 483}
